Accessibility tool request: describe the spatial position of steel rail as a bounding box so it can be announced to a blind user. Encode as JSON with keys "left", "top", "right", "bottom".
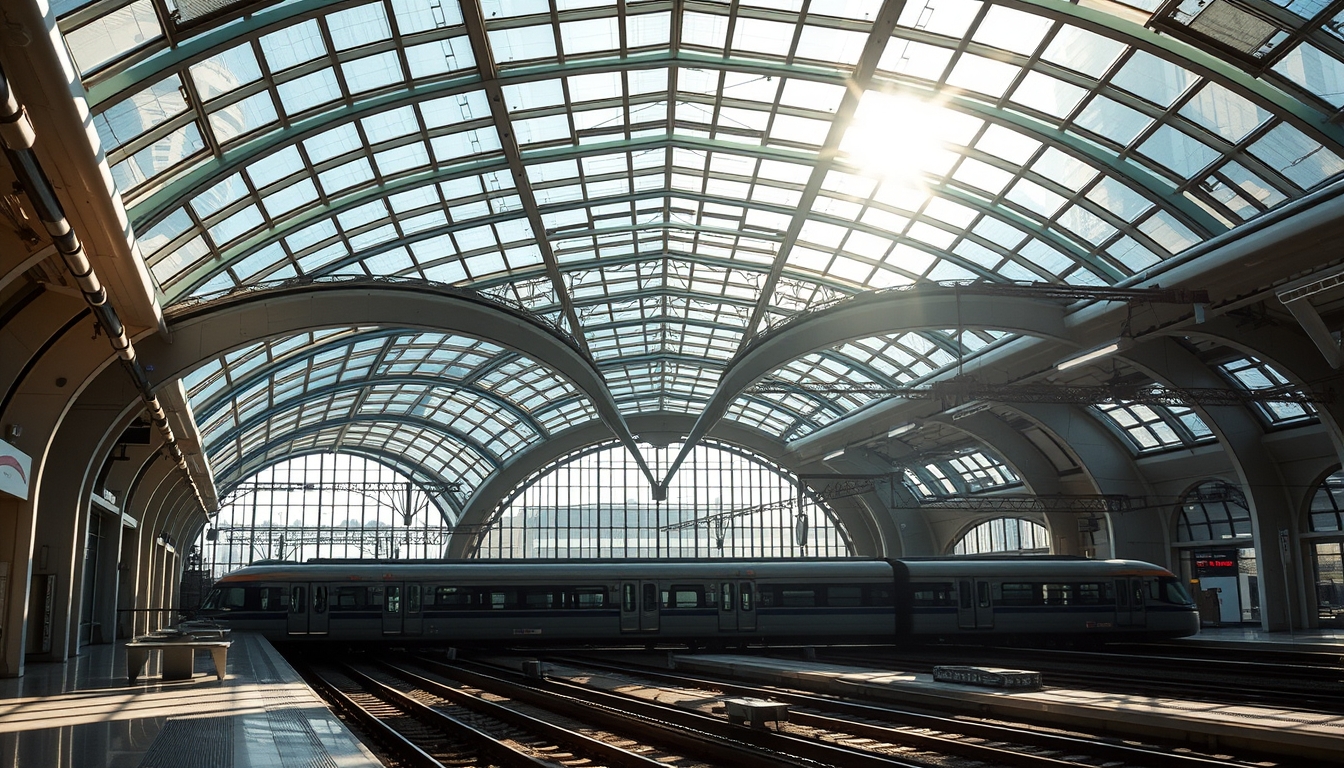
{"left": 546, "top": 654, "right": 1249, "bottom": 768}
{"left": 371, "top": 659, "right": 688, "bottom": 768}
{"left": 409, "top": 655, "right": 926, "bottom": 768}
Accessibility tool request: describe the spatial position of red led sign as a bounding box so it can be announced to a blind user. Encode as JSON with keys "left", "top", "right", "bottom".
{"left": 1195, "top": 559, "right": 1235, "bottom": 568}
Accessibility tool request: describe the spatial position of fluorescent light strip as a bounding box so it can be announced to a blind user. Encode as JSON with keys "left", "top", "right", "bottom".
{"left": 1055, "top": 342, "right": 1121, "bottom": 371}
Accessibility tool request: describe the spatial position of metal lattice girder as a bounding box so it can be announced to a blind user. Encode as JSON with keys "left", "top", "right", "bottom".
{"left": 748, "top": 379, "right": 1334, "bottom": 406}
{"left": 954, "top": 282, "right": 1211, "bottom": 305}
{"left": 920, "top": 494, "right": 1133, "bottom": 513}
{"left": 216, "top": 524, "right": 452, "bottom": 557}
{"left": 659, "top": 499, "right": 796, "bottom": 532}
{"left": 226, "top": 481, "right": 461, "bottom": 495}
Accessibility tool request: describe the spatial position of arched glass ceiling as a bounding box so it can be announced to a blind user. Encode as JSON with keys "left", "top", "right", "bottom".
{"left": 181, "top": 328, "right": 600, "bottom": 501}
{"left": 63, "top": 0, "right": 1344, "bottom": 490}
{"left": 725, "top": 328, "right": 1013, "bottom": 438}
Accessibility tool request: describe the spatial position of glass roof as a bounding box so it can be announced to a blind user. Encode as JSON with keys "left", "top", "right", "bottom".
{"left": 64, "top": 0, "right": 1344, "bottom": 494}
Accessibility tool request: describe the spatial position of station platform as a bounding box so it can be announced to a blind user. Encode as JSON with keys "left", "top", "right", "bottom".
{"left": 669, "top": 653, "right": 1344, "bottom": 761}
{"left": 1176, "top": 625, "right": 1344, "bottom": 650}
{"left": 0, "top": 632, "right": 379, "bottom": 768}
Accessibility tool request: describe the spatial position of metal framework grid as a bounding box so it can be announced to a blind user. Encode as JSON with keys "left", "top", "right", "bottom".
{"left": 470, "top": 439, "right": 850, "bottom": 558}
{"left": 57, "top": 0, "right": 1344, "bottom": 539}
{"left": 197, "top": 453, "right": 453, "bottom": 577}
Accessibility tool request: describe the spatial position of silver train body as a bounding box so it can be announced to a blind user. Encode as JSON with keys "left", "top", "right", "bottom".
{"left": 199, "top": 557, "right": 1199, "bottom": 645}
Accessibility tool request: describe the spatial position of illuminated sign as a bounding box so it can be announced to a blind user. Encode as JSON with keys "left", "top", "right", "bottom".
{"left": 1195, "top": 559, "right": 1235, "bottom": 569}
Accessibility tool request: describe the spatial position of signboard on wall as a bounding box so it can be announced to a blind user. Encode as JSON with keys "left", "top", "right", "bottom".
{"left": 0, "top": 439, "right": 31, "bottom": 500}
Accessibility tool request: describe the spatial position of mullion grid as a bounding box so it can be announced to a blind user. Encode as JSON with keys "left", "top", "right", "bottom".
{"left": 197, "top": 452, "right": 453, "bottom": 577}
{"left": 476, "top": 439, "right": 848, "bottom": 559}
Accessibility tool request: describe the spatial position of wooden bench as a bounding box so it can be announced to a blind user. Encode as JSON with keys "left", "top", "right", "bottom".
{"left": 722, "top": 697, "right": 789, "bottom": 729}
{"left": 126, "top": 638, "right": 231, "bottom": 683}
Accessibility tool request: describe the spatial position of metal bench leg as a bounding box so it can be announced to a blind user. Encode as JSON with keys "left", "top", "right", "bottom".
{"left": 208, "top": 646, "right": 228, "bottom": 681}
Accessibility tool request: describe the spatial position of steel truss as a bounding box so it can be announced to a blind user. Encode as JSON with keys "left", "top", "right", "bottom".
{"left": 213, "top": 524, "right": 451, "bottom": 560}
{"left": 748, "top": 379, "right": 1333, "bottom": 406}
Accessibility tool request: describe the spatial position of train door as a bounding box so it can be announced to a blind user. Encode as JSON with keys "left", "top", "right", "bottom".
{"left": 382, "top": 584, "right": 403, "bottom": 634}
{"left": 287, "top": 584, "right": 308, "bottom": 635}
{"left": 738, "top": 581, "right": 756, "bottom": 632}
{"left": 620, "top": 582, "right": 640, "bottom": 632}
{"left": 309, "top": 585, "right": 329, "bottom": 635}
{"left": 640, "top": 581, "right": 660, "bottom": 632}
{"left": 718, "top": 582, "right": 737, "bottom": 631}
{"left": 1115, "top": 577, "right": 1148, "bottom": 626}
{"left": 956, "top": 580, "right": 993, "bottom": 629}
{"left": 403, "top": 584, "right": 423, "bottom": 635}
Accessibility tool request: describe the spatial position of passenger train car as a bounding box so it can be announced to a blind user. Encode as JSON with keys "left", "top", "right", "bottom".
{"left": 198, "top": 557, "right": 1199, "bottom": 645}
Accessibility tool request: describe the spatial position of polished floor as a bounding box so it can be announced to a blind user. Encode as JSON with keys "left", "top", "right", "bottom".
{"left": 1186, "top": 625, "right": 1344, "bottom": 647}
{"left": 0, "top": 633, "right": 378, "bottom": 768}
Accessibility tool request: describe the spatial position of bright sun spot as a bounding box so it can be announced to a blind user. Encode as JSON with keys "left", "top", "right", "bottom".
{"left": 840, "top": 91, "right": 948, "bottom": 188}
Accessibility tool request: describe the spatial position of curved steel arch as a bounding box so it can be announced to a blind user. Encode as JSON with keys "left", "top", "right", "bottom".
{"left": 665, "top": 287, "right": 1071, "bottom": 485}
{"left": 215, "top": 412, "right": 501, "bottom": 495}
{"left": 138, "top": 280, "right": 658, "bottom": 489}
{"left": 202, "top": 374, "right": 555, "bottom": 460}
{"left": 463, "top": 435, "right": 854, "bottom": 558}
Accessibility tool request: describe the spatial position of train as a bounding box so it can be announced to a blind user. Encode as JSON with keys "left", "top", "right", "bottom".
{"left": 197, "top": 556, "right": 1199, "bottom": 646}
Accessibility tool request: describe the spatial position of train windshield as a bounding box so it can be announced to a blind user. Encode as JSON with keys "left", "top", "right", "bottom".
{"left": 201, "top": 589, "right": 222, "bottom": 610}
{"left": 1157, "top": 577, "right": 1193, "bottom": 605}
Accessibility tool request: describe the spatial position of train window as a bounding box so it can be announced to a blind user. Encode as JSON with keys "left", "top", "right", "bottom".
{"left": 1043, "top": 583, "right": 1072, "bottom": 606}
{"left": 206, "top": 587, "right": 245, "bottom": 610}
{"left": 333, "top": 587, "right": 361, "bottom": 610}
{"left": 781, "top": 588, "right": 816, "bottom": 607}
{"left": 976, "top": 581, "right": 991, "bottom": 608}
{"left": 958, "top": 581, "right": 972, "bottom": 609}
{"left": 911, "top": 582, "right": 955, "bottom": 607}
{"left": 1150, "top": 575, "right": 1193, "bottom": 607}
{"left": 642, "top": 583, "right": 657, "bottom": 612}
{"left": 523, "top": 588, "right": 555, "bottom": 609}
{"left": 370, "top": 587, "right": 385, "bottom": 607}
{"left": 565, "top": 587, "right": 606, "bottom": 608}
{"left": 827, "top": 586, "right": 863, "bottom": 607}
{"left": 665, "top": 585, "right": 705, "bottom": 609}
{"left": 314, "top": 586, "right": 328, "bottom": 614}
{"left": 623, "top": 583, "right": 637, "bottom": 612}
{"left": 998, "top": 582, "right": 1036, "bottom": 606}
{"left": 866, "top": 586, "right": 895, "bottom": 606}
{"left": 435, "top": 586, "right": 477, "bottom": 608}
{"left": 1075, "top": 583, "right": 1114, "bottom": 605}
{"left": 386, "top": 586, "right": 401, "bottom": 614}
{"left": 259, "top": 587, "right": 287, "bottom": 611}
{"left": 488, "top": 590, "right": 510, "bottom": 609}
{"left": 1115, "top": 579, "right": 1129, "bottom": 607}
{"left": 740, "top": 583, "right": 754, "bottom": 612}
{"left": 290, "top": 586, "right": 307, "bottom": 614}
{"left": 720, "top": 582, "right": 733, "bottom": 611}
{"left": 407, "top": 585, "right": 420, "bottom": 613}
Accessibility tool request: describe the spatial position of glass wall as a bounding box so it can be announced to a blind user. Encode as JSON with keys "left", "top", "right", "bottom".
{"left": 1175, "top": 480, "right": 1258, "bottom": 625}
{"left": 473, "top": 439, "right": 849, "bottom": 558}
{"left": 195, "top": 453, "right": 452, "bottom": 578}
{"left": 1307, "top": 470, "right": 1344, "bottom": 627}
{"left": 951, "top": 517, "right": 1050, "bottom": 555}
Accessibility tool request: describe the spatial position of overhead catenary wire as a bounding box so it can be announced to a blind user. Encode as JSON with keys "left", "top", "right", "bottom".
{"left": 0, "top": 61, "right": 212, "bottom": 513}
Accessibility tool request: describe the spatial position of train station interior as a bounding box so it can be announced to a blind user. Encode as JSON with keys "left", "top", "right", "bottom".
{"left": 2, "top": 0, "right": 1344, "bottom": 765}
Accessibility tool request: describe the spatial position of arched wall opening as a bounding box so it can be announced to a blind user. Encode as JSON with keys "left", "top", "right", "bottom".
{"left": 950, "top": 518, "right": 1050, "bottom": 556}
{"left": 189, "top": 453, "right": 452, "bottom": 586}
{"left": 470, "top": 439, "right": 852, "bottom": 559}
{"left": 1305, "top": 468, "right": 1344, "bottom": 628}
{"left": 1173, "top": 480, "right": 1256, "bottom": 626}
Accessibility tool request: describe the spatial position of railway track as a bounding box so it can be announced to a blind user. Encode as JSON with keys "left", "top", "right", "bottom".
{"left": 456, "top": 652, "right": 1267, "bottom": 768}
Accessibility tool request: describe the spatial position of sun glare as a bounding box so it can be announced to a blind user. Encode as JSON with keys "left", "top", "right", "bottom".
{"left": 840, "top": 91, "right": 948, "bottom": 189}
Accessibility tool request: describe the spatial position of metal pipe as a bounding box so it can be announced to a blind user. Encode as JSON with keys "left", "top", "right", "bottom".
{"left": 0, "top": 61, "right": 211, "bottom": 513}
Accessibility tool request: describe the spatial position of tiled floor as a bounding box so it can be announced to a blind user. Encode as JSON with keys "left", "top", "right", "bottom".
{"left": 0, "top": 634, "right": 379, "bottom": 768}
